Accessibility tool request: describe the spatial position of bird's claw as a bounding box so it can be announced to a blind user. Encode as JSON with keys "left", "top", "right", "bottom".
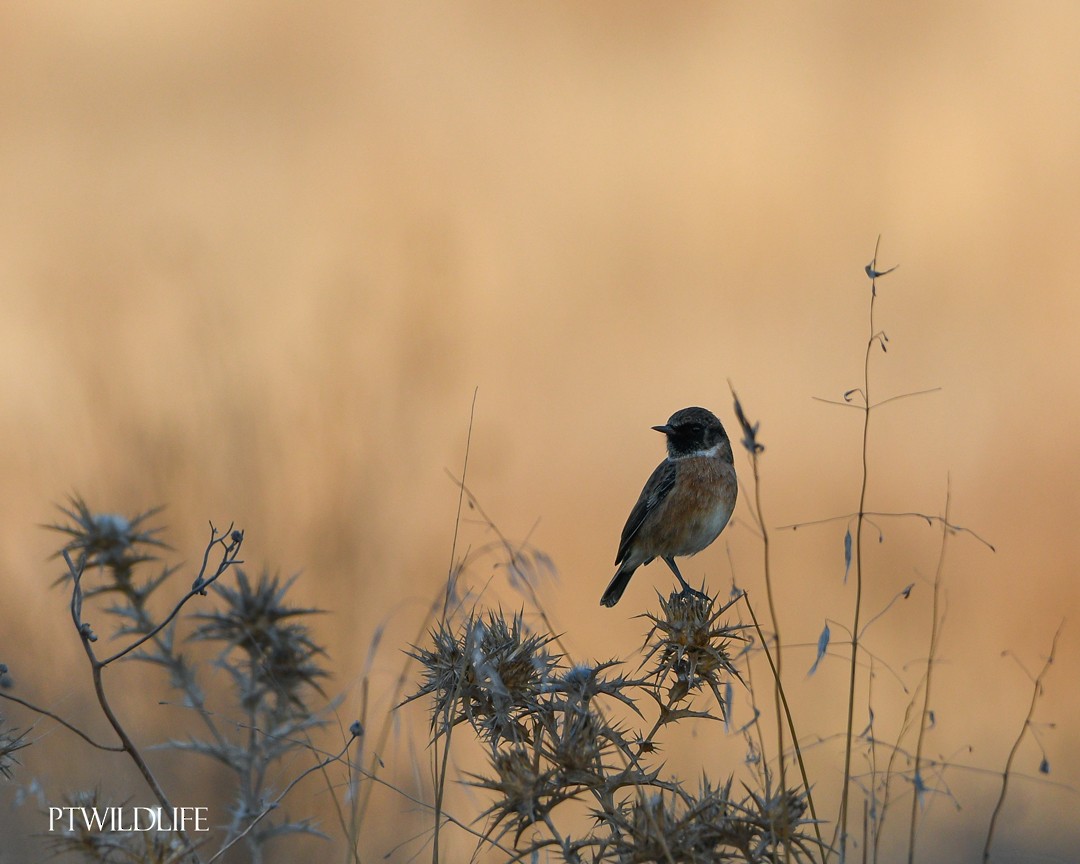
{"left": 676, "top": 584, "right": 710, "bottom": 604}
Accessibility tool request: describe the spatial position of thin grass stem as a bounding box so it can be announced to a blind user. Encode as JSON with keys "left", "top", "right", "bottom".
{"left": 835, "top": 236, "right": 885, "bottom": 863}
{"left": 982, "top": 620, "right": 1064, "bottom": 862}
{"left": 906, "top": 484, "right": 951, "bottom": 863}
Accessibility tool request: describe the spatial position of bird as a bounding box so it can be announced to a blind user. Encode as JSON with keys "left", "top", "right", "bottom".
{"left": 600, "top": 406, "right": 738, "bottom": 607}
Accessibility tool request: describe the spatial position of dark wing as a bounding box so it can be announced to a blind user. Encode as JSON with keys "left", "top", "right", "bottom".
{"left": 615, "top": 459, "right": 677, "bottom": 565}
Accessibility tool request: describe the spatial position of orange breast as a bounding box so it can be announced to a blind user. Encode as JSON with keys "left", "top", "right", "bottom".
{"left": 637, "top": 456, "right": 737, "bottom": 558}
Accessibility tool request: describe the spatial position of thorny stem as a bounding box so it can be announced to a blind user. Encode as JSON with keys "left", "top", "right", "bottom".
{"left": 542, "top": 812, "right": 580, "bottom": 863}
{"left": 982, "top": 620, "right": 1064, "bottom": 863}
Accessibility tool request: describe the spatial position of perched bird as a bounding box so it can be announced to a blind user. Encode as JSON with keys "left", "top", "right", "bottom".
{"left": 600, "top": 407, "right": 738, "bottom": 607}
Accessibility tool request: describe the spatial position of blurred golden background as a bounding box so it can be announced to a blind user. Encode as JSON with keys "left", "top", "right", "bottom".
{"left": 2, "top": 3, "right": 1078, "bottom": 861}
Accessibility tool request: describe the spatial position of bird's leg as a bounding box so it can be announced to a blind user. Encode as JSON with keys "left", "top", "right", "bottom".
{"left": 662, "top": 557, "right": 708, "bottom": 600}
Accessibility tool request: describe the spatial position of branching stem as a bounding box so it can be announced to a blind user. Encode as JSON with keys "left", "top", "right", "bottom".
{"left": 836, "top": 238, "right": 884, "bottom": 862}
{"left": 982, "top": 620, "right": 1064, "bottom": 862}
{"left": 906, "top": 484, "right": 951, "bottom": 863}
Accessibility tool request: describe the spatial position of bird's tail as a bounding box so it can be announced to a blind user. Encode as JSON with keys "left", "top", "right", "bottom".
{"left": 600, "top": 564, "right": 636, "bottom": 607}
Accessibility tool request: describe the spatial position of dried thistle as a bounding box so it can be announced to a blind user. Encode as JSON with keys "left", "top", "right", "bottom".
{"left": 406, "top": 610, "right": 559, "bottom": 744}
{"left": 0, "top": 720, "right": 28, "bottom": 780}
{"left": 470, "top": 744, "right": 576, "bottom": 843}
{"left": 189, "top": 569, "right": 328, "bottom": 713}
{"left": 537, "top": 701, "right": 607, "bottom": 777}
{"left": 605, "top": 779, "right": 817, "bottom": 863}
{"left": 546, "top": 661, "right": 644, "bottom": 717}
{"left": 640, "top": 591, "right": 745, "bottom": 711}
{"left": 46, "top": 497, "right": 169, "bottom": 606}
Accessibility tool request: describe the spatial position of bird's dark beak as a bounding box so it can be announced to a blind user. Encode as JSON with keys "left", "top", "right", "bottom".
{"left": 651, "top": 424, "right": 674, "bottom": 435}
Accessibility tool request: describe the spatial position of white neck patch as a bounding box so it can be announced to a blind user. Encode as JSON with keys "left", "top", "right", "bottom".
{"left": 672, "top": 442, "right": 721, "bottom": 459}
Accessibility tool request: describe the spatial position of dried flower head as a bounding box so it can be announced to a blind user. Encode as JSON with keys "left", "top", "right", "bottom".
{"left": 538, "top": 701, "right": 607, "bottom": 777}
{"left": 47, "top": 497, "right": 167, "bottom": 597}
{"left": 608, "top": 789, "right": 744, "bottom": 863}
{"left": 0, "top": 722, "right": 28, "bottom": 780}
{"left": 641, "top": 591, "right": 745, "bottom": 712}
{"left": 407, "top": 610, "right": 559, "bottom": 743}
{"left": 471, "top": 744, "right": 575, "bottom": 843}
{"left": 742, "top": 784, "right": 816, "bottom": 858}
{"left": 604, "top": 778, "right": 818, "bottom": 863}
{"left": 190, "top": 569, "right": 328, "bottom": 713}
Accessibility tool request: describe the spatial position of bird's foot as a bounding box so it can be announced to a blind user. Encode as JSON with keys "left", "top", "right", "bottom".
{"left": 675, "top": 582, "right": 710, "bottom": 604}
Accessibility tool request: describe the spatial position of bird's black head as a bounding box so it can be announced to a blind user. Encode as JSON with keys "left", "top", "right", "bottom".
{"left": 652, "top": 406, "right": 731, "bottom": 460}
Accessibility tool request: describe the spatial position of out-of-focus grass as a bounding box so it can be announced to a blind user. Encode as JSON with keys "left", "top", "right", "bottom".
{"left": 1, "top": 4, "right": 1079, "bottom": 861}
